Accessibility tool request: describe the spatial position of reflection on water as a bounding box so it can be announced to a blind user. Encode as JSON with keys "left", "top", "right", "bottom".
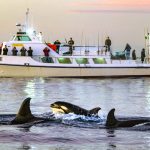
{"left": 24, "top": 78, "right": 45, "bottom": 100}
{"left": 0, "top": 77, "right": 150, "bottom": 149}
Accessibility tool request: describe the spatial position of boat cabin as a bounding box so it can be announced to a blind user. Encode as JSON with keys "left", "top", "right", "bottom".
{"left": 10, "top": 31, "right": 41, "bottom": 42}
{"left": 11, "top": 32, "right": 31, "bottom": 41}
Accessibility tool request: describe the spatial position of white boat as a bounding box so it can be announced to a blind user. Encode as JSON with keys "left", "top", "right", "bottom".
{"left": 0, "top": 55, "right": 147, "bottom": 77}
{"left": 0, "top": 9, "right": 150, "bottom": 77}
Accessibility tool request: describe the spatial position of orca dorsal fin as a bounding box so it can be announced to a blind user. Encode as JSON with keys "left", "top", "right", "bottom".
{"left": 106, "top": 108, "right": 118, "bottom": 127}
{"left": 89, "top": 107, "right": 101, "bottom": 115}
{"left": 11, "top": 97, "right": 34, "bottom": 124}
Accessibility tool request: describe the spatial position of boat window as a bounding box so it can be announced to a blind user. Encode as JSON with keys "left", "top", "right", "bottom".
{"left": 75, "top": 58, "right": 89, "bottom": 64}
{"left": 58, "top": 58, "right": 71, "bottom": 64}
{"left": 111, "top": 51, "right": 126, "bottom": 60}
{"left": 41, "top": 57, "right": 54, "bottom": 63}
{"left": 93, "top": 58, "right": 106, "bottom": 64}
{"left": 14, "top": 36, "right": 31, "bottom": 41}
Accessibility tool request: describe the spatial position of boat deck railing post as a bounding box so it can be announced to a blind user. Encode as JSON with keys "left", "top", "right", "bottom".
{"left": 119, "top": 59, "right": 121, "bottom": 64}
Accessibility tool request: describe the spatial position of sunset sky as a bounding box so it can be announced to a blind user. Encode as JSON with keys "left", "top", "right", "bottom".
{"left": 1, "top": 0, "right": 150, "bottom": 53}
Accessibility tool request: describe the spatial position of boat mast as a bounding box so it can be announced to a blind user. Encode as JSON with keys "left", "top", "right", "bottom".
{"left": 97, "top": 32, "right": 100, "bottom": 55}
{"left": 148, "top": 32, "right": 150, "bottom": 63}
{"left": 25, "top": 8, "right": 30, "bottom": 32}
{"left": 80, "top": 31, "right": 84, "bottom": 56}
{"left": 145, "top": 28, "right": 150, "bottom": 63}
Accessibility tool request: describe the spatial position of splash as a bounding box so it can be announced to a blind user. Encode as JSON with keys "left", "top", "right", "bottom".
{"left": 53, "top": 112, "right": 104, "bottom": 123}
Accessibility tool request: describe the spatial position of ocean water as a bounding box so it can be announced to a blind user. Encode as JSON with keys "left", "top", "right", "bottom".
{"left": 0, "top": 77, "right": 150, "bottom": 150}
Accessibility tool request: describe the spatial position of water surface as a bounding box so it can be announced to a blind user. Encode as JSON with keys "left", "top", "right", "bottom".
{"left": 0, "top": 77, "right": 150, "bottom": 150}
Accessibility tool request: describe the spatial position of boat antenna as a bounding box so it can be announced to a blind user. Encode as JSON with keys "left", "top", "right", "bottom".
{"left": 144, "top": 28, "right": 147, "bottom": 56}
{"left": 80, "top": 31, "right": 84, "bottom": 56}
{"left": 147, "top": 31, "right": 150, "bottom": 63}
{"left": 25, "top": 8, "right": 30, "bottom": 32}
{"left": 65, "top": 38, "right": 67, "bottom": 43}
{"left": 145, "top": 27, "right": 149, "bottom": 62}
{"left": 97, "top": 32, "right": 100, "bottom": 55}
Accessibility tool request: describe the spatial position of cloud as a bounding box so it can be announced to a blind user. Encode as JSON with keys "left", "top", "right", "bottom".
{"left": 70, "top": 9, "right": 150, "bottom": 14}
{"left": 69, "top": 0, "right": 150, "bottom": 13}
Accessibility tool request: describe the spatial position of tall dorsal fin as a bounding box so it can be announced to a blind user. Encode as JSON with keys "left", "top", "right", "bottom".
{"left": 17, "top": 97, "right": 32, "bottom": 116}
{"left": 89, "top": 107, "right": 101, "bottom": 115}
{"left": 11, "top": 97, "right": 34, "bottom": 124}
{"left": 106, "top": 108, "right": 118, "bottom": 127}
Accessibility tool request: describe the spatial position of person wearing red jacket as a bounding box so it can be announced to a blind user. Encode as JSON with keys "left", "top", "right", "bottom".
{"left": 43, "top": 47, "right": 50, "bottom": 56}
{"left": 43, "top": 47, "right": 50, "bottom": 62}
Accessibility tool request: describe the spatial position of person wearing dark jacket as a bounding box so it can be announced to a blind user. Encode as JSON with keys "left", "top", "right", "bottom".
{"left": 105, "top": 37, "right": 111, "bottom": 52}
{"left": 12, "top": 47, "right": 18, "bottom": 56}
{"left": 54, "top": 40, "right": 61, "bottom": 53}
{"left": 3, "top": 45, "right": 8, "bottom": 55}
{"left": 124, "top": 43, "right": 131, "bottom": 60}
{"left": 132, "top": 49, "right": 136, "bottom": 60}
{"left": 27, "top": 47, "right": 33, "bottom": 57}
{"left": 20, "top": 46, "right": 27, "bottom": 56}
{"left": 141, "top": 48, "right": 146, "bottom": 63}
{"left": 68, "top": 37, "right": 74, "bottom": 55}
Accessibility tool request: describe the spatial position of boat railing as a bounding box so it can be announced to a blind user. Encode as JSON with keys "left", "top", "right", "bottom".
{"left": 59, "top": 45, "right": 109, "bottom": 56}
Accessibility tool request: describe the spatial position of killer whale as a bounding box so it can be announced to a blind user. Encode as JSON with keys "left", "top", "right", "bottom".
{"left": 50, "top": 101, "right": 101, "bottom": 116}
{"left": 11, "top": 97, "right": 52, "bottom": 124}
{"left": 106, "top": 108, "right": 150, "bottom": 128}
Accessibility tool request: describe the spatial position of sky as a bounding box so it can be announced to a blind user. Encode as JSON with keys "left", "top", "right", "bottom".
{"left": 1, "top": 0, "right": 150, "bottom": 53}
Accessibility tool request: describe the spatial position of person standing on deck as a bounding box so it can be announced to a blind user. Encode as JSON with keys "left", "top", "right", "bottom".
{"left": 27, "top": 47, "right": 33, "bottom": 57}
{"left": 68, "top": 37, "right": 74, "bottom": 55}
{"left": 12, "top": 47, "right": 18, "bottom": 56}
{"left": 124, "top": 43, "right": 131, "bottom": 60}
{"left": 20, "top": 46, "right": 27, "bottom": 56}
{"left": 0, "top": 47, "right": 1, "bottom": 55}
{"left": 105, "top": 37, "right": 111, "bottom": 52}
{"left": 141, "top": 48, "right": 146, "bottom": 63}
{"left": 43, "top": 47, "right": 50, "bottom": 62}
{"left": 43, "top": 47, "right": 50, "bottom": 57}
{"left": 132, "top": 49, "right": 136, "bottom": 60}
{"left": 3, "top": 45, "right": 8, "bottom": 55}
{"left": 54, "top": 40, "right": 61, "bottom": 54}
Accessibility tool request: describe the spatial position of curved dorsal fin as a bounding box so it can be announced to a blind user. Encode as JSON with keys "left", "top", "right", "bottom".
{"left": 17, "top": 97, "right": 32, "bottom": 116}
{"left": 11, "top": 97, "right": 34, "bottom": 124}
{"left": 89, "top": 107, "right": 101, "bottom": 115}
{"left": 106, "top": 108, "right": 118, "bottom": 127}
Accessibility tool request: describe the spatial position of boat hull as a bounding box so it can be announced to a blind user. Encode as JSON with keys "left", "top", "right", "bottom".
{"left": 1, "top": 64, "right": 150, "bottom": 77}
